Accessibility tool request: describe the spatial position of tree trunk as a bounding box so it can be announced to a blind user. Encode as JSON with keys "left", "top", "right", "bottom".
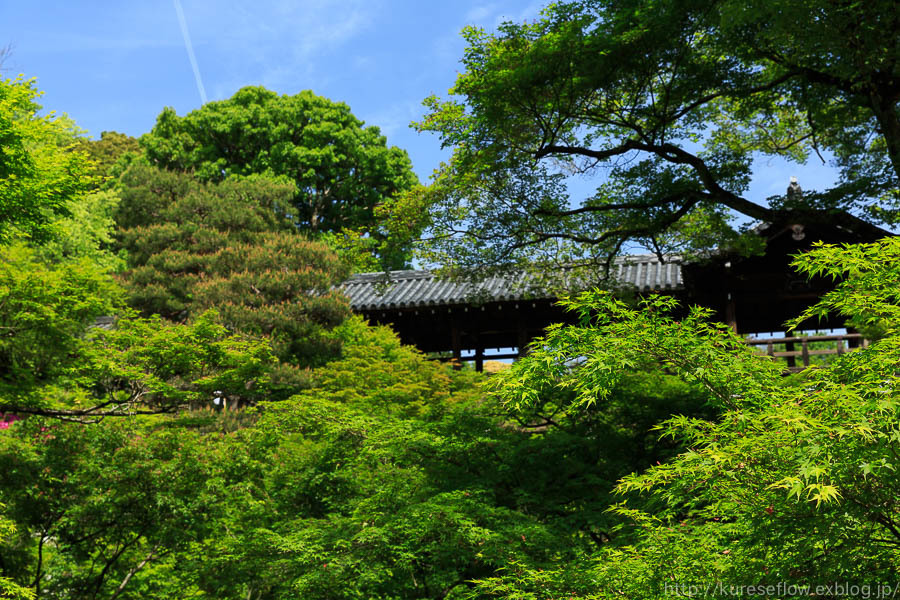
{"left": 870, "top": 94, "right": 900, "bottom": 182}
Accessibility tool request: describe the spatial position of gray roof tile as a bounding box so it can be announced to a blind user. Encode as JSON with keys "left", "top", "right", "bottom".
{"left": 339, "top": 255, "right": 682, "bottom": 311}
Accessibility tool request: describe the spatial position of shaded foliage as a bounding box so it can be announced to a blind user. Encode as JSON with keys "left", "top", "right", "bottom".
{"left": 141, "top": 86, "right": 420, "bottom": 269}
{"left": 75, "top": 131, "right": 141, "bottom": 185}
{"left": 0, "top": 419, "right": 228, "bottom": 599}
{"left": 116, "top": 164, "right": 351, "bottom": 370}
{"left": 475, "top": 237, "right": 900, "bottom": 597}
{"left": 0, "top": 316, "right": 710, "bottom": 599}
{"left": 409, "top": 0, "right": 900, "bottom": 279}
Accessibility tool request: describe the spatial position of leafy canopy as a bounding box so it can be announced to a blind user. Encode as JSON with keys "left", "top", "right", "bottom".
{"left": 141, "top": 86, "right": 420, "bottom": 269}
{"left": 0, "top": 309, "right": 712, "bottom": 599}
{"left": 116, "top": 164, "right": 351, "bottom": 372}
{"left": 410, "top": 0, "right": 900, "bottom": 277}
{"left": 0, "top": 244, "right": 277, "bottom": 421}
{"left": 75, "top": 130, "right": 141, "bottom": 184}
{"left": 0, "top": 76, "right": 95, "bottom": 244}
{"left": 478, "top": 236, "right": 900, "bottom": 596}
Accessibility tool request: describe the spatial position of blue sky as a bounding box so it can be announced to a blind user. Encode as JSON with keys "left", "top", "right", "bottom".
{"left": 2, "top": 0, "right": 838, "bottom": 200}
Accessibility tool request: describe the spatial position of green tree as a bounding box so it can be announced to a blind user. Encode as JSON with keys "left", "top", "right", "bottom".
{"left": 0, "top": 244, "right": 120, "bottom": 403}
{"left": 0, "top": 418, "right": 230, "bottom": 599}
{"left": 75, "top": 130, "right": 142, "bottom": 184}
{"left": 172, "top": 317, "right": 709, "bottom": 599}
{"left": 0, "top": 77, "right": 123, "bottom": 270}
{"left": 116, "top": 164, "right": 351, "bottom": 373}
{"left": 0, "top": 242, "right": 276, "bottom": 420}
{"left": 474, "top": 237, "right": 900, "bottom": 597}
{"left": 0, "top": 295, "right": 710, "bottom": 599}
{"left": 0, "top": 76, "right": 95, "bottom": 244}
{"left": 35, "top": 188, "right": 125, "bottom": 271}
{"left": 141, "top": 86, "right": 420, "bottom": 269}
{"left": 411, "top": 0, "right": 900, "bottom": 277}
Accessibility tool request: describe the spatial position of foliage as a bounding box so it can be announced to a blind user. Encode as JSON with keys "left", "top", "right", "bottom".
{"left": 69, "top": 310, "right": 277, "bottom": 418}
{"left": 719, "top": 0, "right": 900, "bottom": 219}
{"left": 410, "top": 0, "right": 900, "bottom": 277}
{"left": 35, "top": 188, "right": 125, "bottom": 271}
{"left": 115, "top": 164, "right": 351, "bottom": 370}
{"left": 171, "top": 319, "right": 708, "bottom": 599}
{"left": 495, "top": 292, "right": 781, "bottom": 415}
{"left": 0, "top": 76, "right": 95, "bottom": 244}
{"left": 0, "top": 244, "right": 120, "bottom": 399}
{"left": 318, "top": 228, "right": 388, "bottom": 274}
{"left": 0, "top": 418, "right": 227, "bottom": 599}
{"left": 790, "top": 237, "right": 900, "bottom": 331}
{"left": 141, "top": 86, "right": 420, "bottom": 269}
{"left": 0, "top": 78, "right": 121, "bottom": 270}
{"left": 75, "top": 130, "right": 141, "bottom": 184}
{"left": 0, "top": 312, "right": 712, "bottom": 599}
{"left": 476, "top": 237, "right": 900, "bottom": 597}
{"left": 0, "top": 242, "right": 276, "bottom": 419}
{"left": 0, "top": 505, "right": 34, "bottom": 600}
{"left": 196, "top": 322, "right": 543, "bottom": 599}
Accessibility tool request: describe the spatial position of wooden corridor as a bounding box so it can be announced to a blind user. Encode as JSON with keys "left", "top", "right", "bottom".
{"left": 746, "top": 332, "right": 869, "bottom": 373}
{"left": 339, "top": 215, "right": 891, "bottom": 371}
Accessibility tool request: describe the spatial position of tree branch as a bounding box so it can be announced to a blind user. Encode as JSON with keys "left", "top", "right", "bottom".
{"left": 535, "top": 140, "right": 774, "bottom": 222}
{"left": 2, "top": 403, "right": 180, "bottom": 422}
{"left": 533, "top": 190, "right": 712, "bottom": 218}
{"left": 108, "top": 544, "right": 166, "bottom": 600}
{"left": 514, "top": 192, "right": 702, "bottom": 251}
{"left": 91, "top": 530, "right": 147, "bottom": 600}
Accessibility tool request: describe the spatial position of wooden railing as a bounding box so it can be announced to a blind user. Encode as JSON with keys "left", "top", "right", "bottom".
{"left": 437, "top": 333, "right": 869, "bottom": 373}
{"left": 745, "top": 333, "right": 868, "bottom": 372}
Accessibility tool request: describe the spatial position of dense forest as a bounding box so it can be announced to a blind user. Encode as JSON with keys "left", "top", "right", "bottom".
{"left": 1, "top": 0, "right": 899, "bottom": 598}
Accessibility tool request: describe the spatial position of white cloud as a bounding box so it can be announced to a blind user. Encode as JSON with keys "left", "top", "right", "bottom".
{"left": 430, "top": 1, "right": 545, "bottom": 82}
{"left": 464, "top": 4, "right": 498, "bottom": 24}
{"left": 176, "top": 0, "right": 379, "bottom": 91}
{"left": 360, "top": 99, "right": 422, "bottom": 141}
{"left": 461, "top": 1, "right": 545, "bottom": 28}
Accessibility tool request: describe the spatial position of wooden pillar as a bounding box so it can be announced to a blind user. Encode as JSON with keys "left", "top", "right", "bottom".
{"left": 517, "top": 322, "right": 530, "bottom": 358}
{"left": 785, "top": 340, "right": 796, "bottom": 369}
{"left": 450, "top": 322, "right": 462, "bottom": 370}
{"left": 472, "top": 330, "right": 484, "bottom": 372}
{"left": 725, "top": 293, "right": 738, "bottom": 333}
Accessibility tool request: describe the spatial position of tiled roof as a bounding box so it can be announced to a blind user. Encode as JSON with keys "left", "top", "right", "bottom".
{"left": 91, "top": 315, "right": 117, "bottom": 330}
{"left": 340, "top": 255, "right": 683, "bottom": 311}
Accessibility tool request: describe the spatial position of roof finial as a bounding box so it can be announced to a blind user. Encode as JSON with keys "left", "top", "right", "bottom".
{"left": 787, "top": 176, "right": 802, "bottom": 200}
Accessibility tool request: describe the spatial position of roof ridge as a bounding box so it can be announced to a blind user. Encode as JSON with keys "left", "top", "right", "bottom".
{"left": 347, "top": 254, "right": 682, "bottom": 280}
{"left": 345, "top": 269, "right": 434, "bottom": 283}
{"left": 338, "top": 255, "right": 683, "bottom": 311}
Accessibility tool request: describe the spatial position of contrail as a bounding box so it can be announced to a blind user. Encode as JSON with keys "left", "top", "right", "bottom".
{"left": 173, "top": 0, "right": 208, "bottom": 105}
